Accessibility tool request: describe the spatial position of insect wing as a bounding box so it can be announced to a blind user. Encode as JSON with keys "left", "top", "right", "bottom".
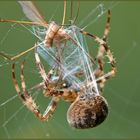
{"left": 63, "top": 27, "right": 99, "bottom": 94}
{"left": 37, "top": 26, "right": 99, "bottom": 95}
{"left": 18, "top": 1, "right": 47, "bottom": 24}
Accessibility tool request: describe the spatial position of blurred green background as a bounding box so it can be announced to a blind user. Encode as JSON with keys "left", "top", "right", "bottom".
{"left": 0, "top": 1, "right": 140, "bottom": 139}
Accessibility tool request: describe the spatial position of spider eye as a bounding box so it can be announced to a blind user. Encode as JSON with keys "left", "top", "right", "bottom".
{"left": 67, "top": 95, "right": 108, "bottom": 129}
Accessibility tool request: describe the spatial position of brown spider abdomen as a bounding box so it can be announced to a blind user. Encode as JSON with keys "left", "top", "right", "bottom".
{"left": 67, "top": 95, "right": 108, "bottom": 129}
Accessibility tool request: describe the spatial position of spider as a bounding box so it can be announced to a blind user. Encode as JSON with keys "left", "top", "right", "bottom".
{"left": 11, "top": 3, "right": 116, "bottom": 129}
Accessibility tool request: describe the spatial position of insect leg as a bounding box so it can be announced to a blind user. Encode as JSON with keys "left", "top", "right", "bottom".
{"left": 0, "top": 44, "right": 37, "bottom": 61}
{"left": 61, "top": 0, "right": 66, "bottom": 27}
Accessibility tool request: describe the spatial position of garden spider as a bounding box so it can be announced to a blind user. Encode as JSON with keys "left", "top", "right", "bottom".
{"left": 11, "top": 3, "right": 116, "bottom": 128}
{"left": 0, "top": 1, "right": 116, "bottom": 128}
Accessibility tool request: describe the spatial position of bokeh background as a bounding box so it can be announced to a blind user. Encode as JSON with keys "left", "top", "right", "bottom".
{"left": 0, "top": 1, "right": 140, "bottom": 139}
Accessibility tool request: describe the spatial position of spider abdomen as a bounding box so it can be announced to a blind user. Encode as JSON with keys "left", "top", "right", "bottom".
{"left": 67, "top": 95, "right": 108, "bottom": 129}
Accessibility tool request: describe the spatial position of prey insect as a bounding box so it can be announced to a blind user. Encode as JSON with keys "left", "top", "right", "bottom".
{"left": 0, "top": 1, "right": 116, "bottom": 129}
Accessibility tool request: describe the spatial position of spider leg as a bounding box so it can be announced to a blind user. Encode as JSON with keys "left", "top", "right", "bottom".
{"left": 12, "top": 62, "right": 39, "bottom": 114}
{"left": 80, "top": 10, "right": 116, "bottom": 93}
{"left": 12, "top": 62, "right": 60, "bottom": 121}
{"left": 12, "top": 63, "right": 26, "bottom": 101}
{"left": 95, "top": 10, "right": 111, "bottom": 77}
{"left": 96, "top": 71, "right": 115, "bottom": 83}
{"left": 35, "top": 48, "right": 58, "bottom": 97}
{"left": 96, "top": 10, "right": 116, "bottom": 93}
{"left": 95, "top": 10, "right": 111, "bottom": 92}
{"left": 103, "top": 10, "right": 111, "bottom": 41}
{"left": 35, "top": 48, "right": 54, "bottom": 87}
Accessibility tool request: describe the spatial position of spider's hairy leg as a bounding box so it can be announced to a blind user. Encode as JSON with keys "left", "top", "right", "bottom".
{"left": 96, "top": 10, "right": 111, "bottom": 77}
{"left": 12, "top": 63, "right": 26, "bottom": 101}
{"left": 96, "top": 71, "right": 115, "bottom": 84}
{"left": 95, "top": 10, "right": 116, "bottom": 91}
{"left": 35, "top": 48, "right": 49, "bottom": 86}
{"left": 42, "top": 96, "right": 60, "bottom": 120}
{"left": 12, "top": 62, "right": 39, "bottom": 114}
{"left": 95, "top": 10, "right": 112, "bottom": 92}
{"left": 103, "top": 10, "right": 111, "bottom": 41}
{"left": 12, "top": 62, "right": 60, "bottom": 121}
{"left": 35, "top": 48, "right": 55, "bottom": 92}
{"left": 80, "top": 10, "right": 116, "bottom": 93}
